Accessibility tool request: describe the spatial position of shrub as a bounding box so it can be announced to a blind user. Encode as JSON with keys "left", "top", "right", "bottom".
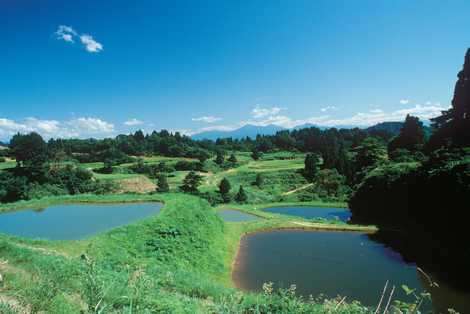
{"left": 235, "top": 185, "right": 248, "bottom": 203}
{"left": 26, "top": 183, "right": 68, "bottom": 199}
{"left": 156, "top": 174, "right": 170, "bottom": 193}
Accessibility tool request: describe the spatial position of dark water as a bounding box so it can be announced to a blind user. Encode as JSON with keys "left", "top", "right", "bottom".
{"left": 233, "top": 230, "right": 470, "bottom": 313}
{"left": 219, "top": 209, "right": 260, "bottom": 222}
{"left": 0, "top": 202, "right": 163, "bottom": 240}
{"left": 264, "top": 206, "right": 351, "bottom": 222}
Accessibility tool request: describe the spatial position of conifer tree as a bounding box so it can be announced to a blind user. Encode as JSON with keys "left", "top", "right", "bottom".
{"left": 235, "top": 185, "right": 248, "bottom": 203}
{"left": 156, "top": 174, "right": 169, "bottom": 193}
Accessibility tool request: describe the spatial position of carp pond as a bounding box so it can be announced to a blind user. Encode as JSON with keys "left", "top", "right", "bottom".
{"left": 232, "top": 229, "right": 470, "bottom": 313}
{"left": 263, "top": 206, "right": 351, "bottom": 222}
{"left": 0, "top": 202, "right": 163, "bottom": 240}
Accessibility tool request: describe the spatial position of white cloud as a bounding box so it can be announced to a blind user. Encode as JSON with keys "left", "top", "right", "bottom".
{"left": 0, "top": 117, "right": 76, "bottom": 139}
{"left": 23, "top": 118, "right": 61, "bottom": 134}
{"left": 400, "top": 99, "right": 410, "bottom": 105}
{"left": 320, "top": 106, "right": 338, "bottom": 112}
{"left": 192, "top": 116, "right": 222, "bottom": 123}
{"left": 55, "top": 25, "right": 77, "bottom": 43}
{"left": 251, "top": 105, "right": 284, "bottom": 118}
{"left": 55, "top": 25, "right": 104, "bottom": 53}
{"left": 68, "top": 117, "right": 114, "bottom": 134}
{"left": 212, "top": 102, "right": 449, "bottom": 131}
{"left": 124, "top": 118, "right": 144, "bottom": 126}
{"left": 80, "top": 34, "right": 103, "bottom": 53}
{"left": 0, "top": 118, "right": 29, "bottom": 138}
{"left": 309, "top": 103, "right": 449, "bottom": 127}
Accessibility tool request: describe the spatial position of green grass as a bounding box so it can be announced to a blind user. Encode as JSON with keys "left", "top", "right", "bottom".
{"left": 0, "top": 193, "right": 378, "bottom": 313}
{"left": 92, "top": 172, "right": 142, "bottom": 180}
{"left": 80, "top": 154, "right": 313, "bottom": 204}
{"left": 0, "top": 159, "right": 16, "bottom": 171}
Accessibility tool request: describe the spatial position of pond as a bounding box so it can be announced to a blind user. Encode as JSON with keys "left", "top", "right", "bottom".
{"left": 219, "top": 209, "right": 260, "bottom": 222}
{"left": 263, "top": 206, "right": 351, "bottom": 222}
{"left": 233, "top": 230, "right": 470, "bottom": 313}
{"left": 0, "top": 202, "right": 163, "bottom": 240}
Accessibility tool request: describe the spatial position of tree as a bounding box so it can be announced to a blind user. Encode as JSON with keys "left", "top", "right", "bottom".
{"left": 354, "top": 137, "right": 386, "bottom": 171}
{"left": 133, "top": 130, "right": 145, "bottom": 142}
{"left": 10, "top": 132, "right": 48, "bottom": 180}
{"left": 215, "top": 150, "right": 225, "bottom": 165}
{"left": 430, "top": 48, "right": 470, "bottom": 148}
{"left": 235, "top": 185, "right": 248, "bottom": 203}
{"left": 254, "top": 173, "right": 264, "bottom": 188}
{"left": 228, "top": 153, "right": 237, "bottom": 164}
{"left": 156, "top": 174, "right": 169, "bottom": 193}
{"left": 352, "top": 137, "right": 387, "bottom": 183}
{"left": 157, "top": 161, "right": 167, "bottom": 172}
{"left": 388, "top": 115, "right": 425, "bottom": 155}
{"left": 101, "top": 159, "right": 115, "bottom": 174}
{"left": 180, "top": 171, "right": 203, "bottom": 194}
{"left": 196, "top": 150, "right": 210, "bottom": 163}
{"left": 218, "top": 177, "right": 231, "bottom": 203}
{"left": 314, "top": 169, "right": 346, "bottom": 197}
{"left": 251, "top": 149, "right": 261, "bottom": 161}
{"left": 303, "top": 153, "right": 318, "bottom": 182}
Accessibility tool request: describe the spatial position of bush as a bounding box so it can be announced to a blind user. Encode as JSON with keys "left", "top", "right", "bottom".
{"left": 174, "top": 160, "right": 203, "bottom": 171}
{"left": 26, "top": 183, "right": 68, "bottom": 200}
{"left": 156, "top": 174, "right": 170, "bottom": 193}
{"left": 47, "top": 165, "right": 115, "bottom": 195}
{"left": 0, "top": 157, "right": 6, "bottom": 163}
{"left": 0, "top": 171, "right": 30, "bottom": 203}
{"left": 314, "top": 169, "right": 348, "bottom": 198}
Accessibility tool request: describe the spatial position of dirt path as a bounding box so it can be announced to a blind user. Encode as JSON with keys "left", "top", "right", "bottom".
{"left": 11, "top": 243, "right": 69, "bottom": 258}
{"left": 117, "top": 176, "right": 156, "bottom": 193}
{"left": 282, "top": 183, "right": 313, "bottom": 195}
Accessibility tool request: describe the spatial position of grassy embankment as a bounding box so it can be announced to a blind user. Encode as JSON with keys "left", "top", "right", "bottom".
{"left": 0, "top": 193, "right": 375, "bottom": 313}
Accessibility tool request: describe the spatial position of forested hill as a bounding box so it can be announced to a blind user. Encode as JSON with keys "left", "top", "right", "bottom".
{"left": 349, "top": 48, "right": 470, "bottom": 288}
{"left": 365, "top": 122, "right": 403, "bottom": 134}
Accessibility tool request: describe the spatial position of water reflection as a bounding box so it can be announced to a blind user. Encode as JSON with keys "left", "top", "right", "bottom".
{"left": 263, "top": 206, "right": 351, "bottom": 222}
{"left": 0, "top": 202, "right": 163, "bottom": 240}
{"left": 233, "top": 230, "right": 470, "bottom": 312}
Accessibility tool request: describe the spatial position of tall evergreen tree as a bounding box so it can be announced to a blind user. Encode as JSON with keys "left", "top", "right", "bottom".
{"left": 180, "top": 171, "right": 203, "bottom": 194}
{"left": 218, "top": 177, "right": 231, "bottom": 203}
{"left": 303, "top": 153, "right": 318, "bottom": 182}
{"left": 251, "top": 149, "right": 261, "bottom": 160}
{"left": 254, "top": 173, "right": 264, "bottom": 188}
{"left": 156, "top": 174, "right": 170, "bottom": 193}
{"left": 388, "top": 115, "right": 425, "bottom": 155}
{"left": 430, "top": 48, "right": 470, "bottom": 148}
{"left": 215, "top": 150, "right": 225, "bottom": 165}
{"left": 235, "top": 185, "right": 248, "bottom": 203}
{"left": 228, "top": 153, "right": 238, "bottom": 163}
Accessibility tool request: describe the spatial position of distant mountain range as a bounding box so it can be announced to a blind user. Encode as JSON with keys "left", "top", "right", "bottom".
{"left": 191, "top": 124, "right": 287, "bottom": 141}
{"left": 191, "top": 122, "right": 409, "bottom": 141}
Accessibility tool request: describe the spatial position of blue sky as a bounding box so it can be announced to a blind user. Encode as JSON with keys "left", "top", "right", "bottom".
{"left": 0, "top": 0, "right": 469, "bottom": 140}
